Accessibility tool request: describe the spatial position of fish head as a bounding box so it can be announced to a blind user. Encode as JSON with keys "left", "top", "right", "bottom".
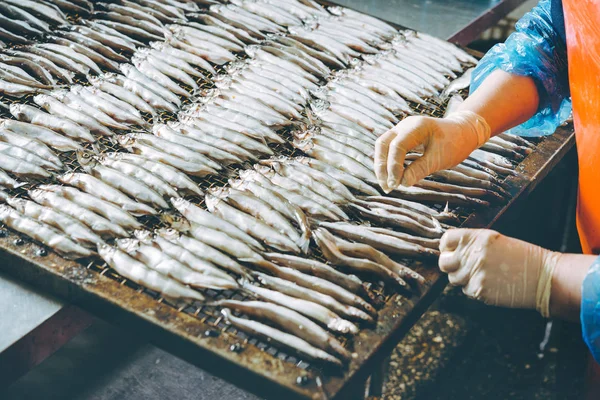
{"left": 169, "top": 197, "right": 190, "bottom": 213}
{"left": 253, "top": 164, "right": 275, "bottom": 179}
{"left": 149, "top": 41, "right": 165, "bottom": 51}
{"left": 115, "top": 238, "right": 139, "bottom": 254}
{"left": 213, "top": 74, "right": 232, "bottom": 89}
{"left": 134, "top": 230, "right": 154, "bottom": 244}
{"left": 227, "top": 177, "right": 247, "bottom": 190}
{"left": 28, "top": 188, "right": 49, "bottom": 202}
{"left": 293, "top": 156, "right": 311, "bottom": 166}
{"left": 207, "top": 186, "right": 229, "bottom": 200}
{"left": 244, "top": 44, "right": 261, "bottom": 58}
{"left": 204, "top": 192, "right": 220, "bottom": 212}
{"left": 0, "top": 204, "right": 14, "bottom": 219}
{"left": 97, "top": 243, "right": 116, "bottom": 261}
{"left": 49, "top": 90, "right": 69, "bottom": 102}
{"left": 291, "top": 137, "right": 314, "bottom": 153}
{"left": 76, "top": 149, "right": 98, "bottom": 172}
{"left": 115, "top": 135, "right": 135, "bottom": 148}
{"left": 156, "top": 227, "right": 180, "bottom": 242}
{"left": 160, "top": 212, "right": 191, "bottom": 232}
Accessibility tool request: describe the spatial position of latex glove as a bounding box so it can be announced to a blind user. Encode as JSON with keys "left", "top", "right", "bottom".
{"left": 439, "top": 229, "right": 561, "bottom": 317}
{"left": 374, "top": 110, "right": 491, "bottom": 193}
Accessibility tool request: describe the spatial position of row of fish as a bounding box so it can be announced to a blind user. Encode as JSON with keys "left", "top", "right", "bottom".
{"left": 0, "top": 0, "right": 536, "bottom": 367}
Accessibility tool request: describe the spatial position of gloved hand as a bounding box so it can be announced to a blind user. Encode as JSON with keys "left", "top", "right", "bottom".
{"left": 374, "top": 110, "right": 491, "bottom": 193}
{"left": 439, "top": 229, "right": 561, "bottom": 317}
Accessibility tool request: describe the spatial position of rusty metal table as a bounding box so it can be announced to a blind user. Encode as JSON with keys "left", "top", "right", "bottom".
{"left": 0, "top": 0, "right": 548, "bottom": 399}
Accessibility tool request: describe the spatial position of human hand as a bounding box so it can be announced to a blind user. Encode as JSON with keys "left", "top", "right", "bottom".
{"left": 439, "top": 229, "right": 560, "bottom": 317}
{"left": 374, "top": 111, "right": 491, "bottom": 193}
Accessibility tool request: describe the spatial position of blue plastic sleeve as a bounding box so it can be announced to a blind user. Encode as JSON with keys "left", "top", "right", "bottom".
{"left": 582, "top": 256, "right": 600, "bottom": 363}
{"left": 470, "top": 0, "right": 571, "bottom": 136}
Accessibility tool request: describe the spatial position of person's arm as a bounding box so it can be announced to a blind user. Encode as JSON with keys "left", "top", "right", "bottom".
{"left": 550, "top": 254, "right": 592, "bottom": 321}
{"left": 375, "top": 0, "right": 570, "bottom": 192}
{"left": 456, "top": 69, "right": 539, "bottom": 136}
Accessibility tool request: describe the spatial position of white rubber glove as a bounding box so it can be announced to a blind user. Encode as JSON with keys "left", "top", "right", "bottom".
{"left": 439, "top": 229, "right": 561, "bottom": 317}
{"left": 374, "top": 110, "right": 491, "bottom": 193}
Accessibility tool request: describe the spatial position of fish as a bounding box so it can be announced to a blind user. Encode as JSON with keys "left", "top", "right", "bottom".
{"left": 30, "top": 188, "right": 130, "bottom": 238}
{"left": 157, "top": 228, "right": 251, "bottom": 280}
{"left": 362, "top": 196, "right": 460, "bottom": 225}
{"left": 210, "top": 187, "right": 305, "bottom": 253}
{"left": 98, "top": 244, "right": 205, "bottom": 301}
{"left": 349, "top": 202, "right": 444, "bottom": 238}
{"left": 33, "top": 94, "right": 114, "bottom": 138}
{"left": 320, "top": 228, "right": 426, "bottom": 286}
{"left": 0, "top": 117, "right": 81, "bottom": 152}
{"left": 227, "top": 180, "right": 311, "bottom": 254}
{"left": 212, "top": 299, "right": 351, "bottom": 361}
{"left": 38, "top": 185, "right": 141, "bottom": 231}
{"left": 44, "top": 0, "right": 91, "bottom": 15}
{"left": 3, "top": 0, "right": 67, "bottom": 25}
{"left": 167, "top": 121, "right": 258, "bottom": 162}
{"left": 0, "top": 79, "right": 44, "bottom": 97}
{"left": 170, "top": 197, "right": 264, "bottom": 251}
{"left": 314, "top": 228, "right": 409, "bottom": 290}
{"left": 78, "top": 154, "right": 167, "bottom": 210}
{"left": 0, "top": 128, "right": 62, "bottom": 166}
{"left": 153, "top": 124, "right": 242, "bottom": 165}
{"left": 82, "top": 20, "right": 144, "bottom": 48}
{"left": 59, "top": 90, "right": 130, "bottom": 131}
{"left": 58, "top": 31, "right": 129, "bottom": 63}
{"left": 132, "top": 56, "right": 192, "bottom": 98}
{"left": 87, "top": 75, "right": 159, "bottom": 116}
{"left": 10, "top": 103, "right": 96, "bottom": 143}
{"left": 221, "top": 309, "right": 343, "bottom": 367}
{"left": 116, "top": 238, "right": 238, "bottom": 290}
{"left": 255, "top": 165, "right": 348, "bottom": 220}
{"left": 264, "top": 252, "right": 364, "bottom": 295}
{"left": 58, "top": 172, "right": 157, "bottom": 216}
{"left": 4, "top": 50, "right": 73, "bottom": 83}
{"left": 0, "top": 142, "right": 61, "bottom": 171}
{"left": 204, "top": 191, "right": 302, "bottom": 254}
{"left": 94, "top": 12, "right": 166, "bottom": 38}
{"left": 293, "top": 137, "right": 377, "bottom": 184}
{"left": 169, "top": 25, "right": 243, "bottom": 52}
{"left": 294, "top": 157, "right": 379, "bottom": 196}
{"left": 0, "top": 54, "right": 55, "bottom": 86}
{"left": 239, "top": 169, "right": 338, "bottom": 221}
{"left": 70, "top": 86, "right": 147, "bottom": 127}
{"left": 151, "top": 234, "right": 237, "bottom": 283}
{"left": 120, "top": 64, "right": 182, "bottom": 107}
{"left": 97, "top": 3, "right": 166, "bottom": 28}
{"left": 241, "top": 282, "right": 358, "bottom": 335}
{"left": 24, "top": 47, "right": 90, "bottom": 76}
{"left": 149, "top": 41, "right": 216, "bottom": 75}
{"left": 37, "top": 44, "right": 102, "bottom": 75}
{"left": 0, "top": 14, "right": 43, "bottom": 39}
{"left": 137, "top": 47, "right": 207, "bottom": 81}
{"left": 71, "top": 25, "right": 137, "bottom": 55}
{"left": 0, "top": 205, "right": 92, "bottom": 259}
{"left": 0, "top": 169, "right": 24, "bottom": 190}
{"left": 106, "top": 153, "right": 203, "bottom": 197}
{"left": 120, "top": 0, "right": 179, "bottom": 24}
{"left": 7, "top": 197, "right": 104, "bottom": 247}
{"left": 415, "top": 179, "right": 505, "bottom": 204}
{"left": 390, "top": 185, "right": 490, "bottom": 207}
{"left": 98, "top": 156, "right": 179, "bottom": 199}
{"left": 116, "top": 135, "right": 219, "bottom": 177}
{"left": 254, "top": 272, "right": 373, "bottom": 324}
{"left": 0, "top": 152, "right": 51, "bottom": 179}
{"left": 0, "top": 3, "right": 50, "bottom": 33}
{"left": 48, "top": 36, "right": 121, "bottom": 72}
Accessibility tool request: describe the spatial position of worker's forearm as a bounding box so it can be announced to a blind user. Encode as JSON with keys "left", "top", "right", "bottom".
{"left": 457, "top": 69, "right": 540, "bottom": 137}
{"left": 550, "top": 254, "right": 596, "bottom": 321}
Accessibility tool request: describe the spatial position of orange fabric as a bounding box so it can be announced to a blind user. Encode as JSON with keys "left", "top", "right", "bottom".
{"left": 563, "top": 1, "right": 600, "bottom": 255}
{"left": 563, "top": 2, "right": 600, "bottom": 396}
